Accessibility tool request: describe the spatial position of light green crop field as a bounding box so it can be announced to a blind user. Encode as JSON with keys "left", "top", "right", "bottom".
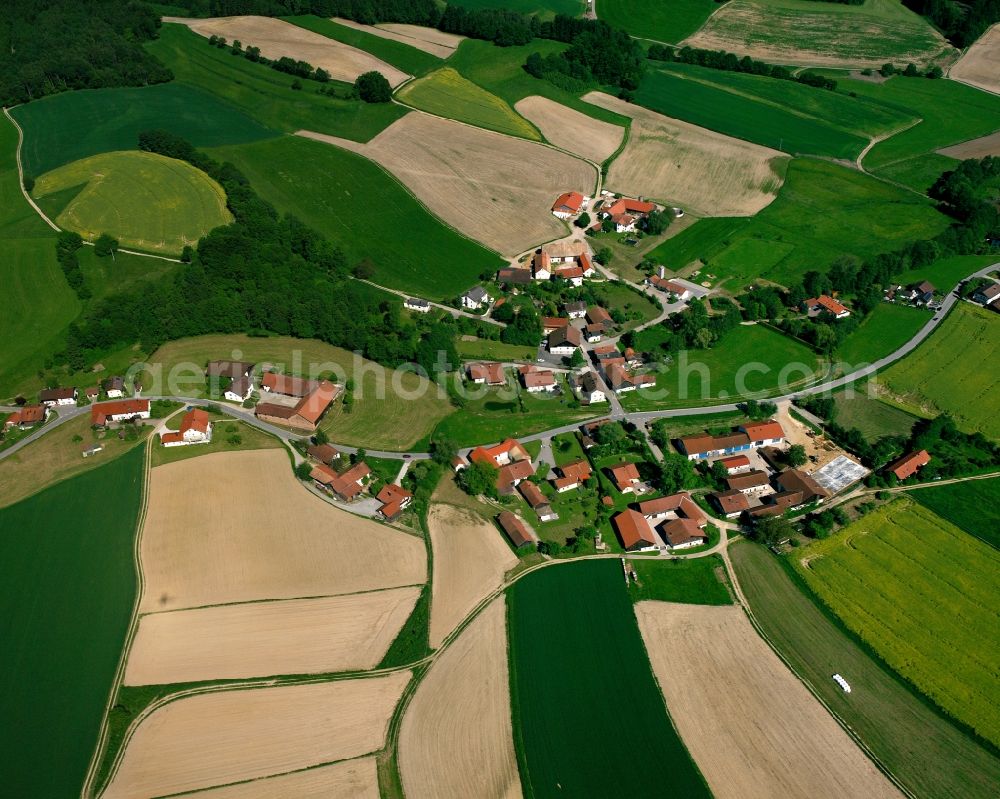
{"left": 623, "top": 323, "right": 823, "bottom": 410}
{"left": 831, "top": 391, "right": 919, "bottom": 440}
{"left": 10, "top": 82, "right": 277, "bottom": 177}
{"left": 33, "top": 151, "right": 232, "bottom": 255}
{"left": 0, "top": 447, "right": 145, "bottom": 798}
{"left": 283, "top": 15, "right": 442, "bottom": 76}
{"left": 141, "top": 334, "right": 454, "bottom": 451}
{"left": 881, "top": 302, "right": 1000, "bottom": 438}
{"left": 903, "top": 255, "right": 998, "bottom": 289}
{"left": 603, "top": 0, "right": 718, "bottom": 43}
{"left": 455, "top": 337, "right": 536, "bottom": 362}
{"left": 647, "top": 158, "right": 948, "bottom": 287}
{"left": 731, "top": 540, "right": 1000, "bottom": 799}
{"left": 687, "top": 0, "right": 953, "bottom": 70}
{"left": 396, "top": 67, "right": 541, "bottom": 139}
{"left": 835, "top": 302, "right": 928, "bottom": 366}
{"left": 794, "top": 499, "right": 1000, "bottom": 747}
{"left": 147, "top": 24, "right": 407, "bottom": 142}
{"left": 635, "top": 67, "right": 868, "bottom": 159}
{"left": 910, "top": 477, "right": 1000, "bottom": 549}
{"left": 208, "top": 135, "right": 503, "bottom": 298}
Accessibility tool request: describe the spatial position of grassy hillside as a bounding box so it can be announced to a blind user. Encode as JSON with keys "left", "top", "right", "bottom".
{"left": 602, "top": 0, "right": 718, "bottom": 43}
{"left": 0, "top": 447, "right": 145, "bottom": 797}
{"left": 508, "top": 559, "right": 712, "bottom": 798}
{"left": 147, "top": 23, "right": 406, "bottom": 142}
{"left": 881, "top": 302, "right": 1000, "bottom": 438}
{"left": 731, "top": 540, "right": 1000, "bottom": 799}
{"left": 647, "top": 158, "right": 948, "bottom": 287}
{"left": 910, "top": 478, "right": 1000, "bottom": 549}
{"left": 397, "top": 67, "right": 541, "bottom": 139}
{"left": 283, "top": 15, "right": 442, "bottom": 76}
{"left": 831, "top": 392, "right": 919, "bottom": 440}
{"left": 33, "top": 151, "right": 231, "bottom": 255}
{"left": 11, "top": 83, "right": 276, "bottom": 177}
{"left": 794, "top": 499, "right": 1000, "bottom": 747}
{"left": 208, "top": 135, "right": 503, "bottom": 298}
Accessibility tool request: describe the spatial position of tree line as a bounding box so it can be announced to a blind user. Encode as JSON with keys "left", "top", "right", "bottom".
{"left": 903, "top": 0, "right": 1000, "bottom": 47}
{"left": 648, "top": 44, "right": 838, "bottom": 91}
{"left": 1, "top": 0, "right": 171, "bottom": 105}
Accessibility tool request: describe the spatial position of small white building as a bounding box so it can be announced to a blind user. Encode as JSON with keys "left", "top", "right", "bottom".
{"left": 548, "top": 325, "right": 582, "bottom": 356}
{"left": 576, "top": 371, "right": 606, "bottom": 404}
{"left": 224, "top": 376, "right": 254, "bottom": 402}
{"left": 404, "top": 297, "right": 431, "bottom": 313}
{"left": 39, "top": 387, "right": 77, "bottom": 407}
{"left": 160, "top": 408, "right": 213, "bottom": 447}
{"left": 565, "top": 301, "right": 587, "bottom": 319}
{"left": 461, "top": 286, "right": 492, "bottom": 310}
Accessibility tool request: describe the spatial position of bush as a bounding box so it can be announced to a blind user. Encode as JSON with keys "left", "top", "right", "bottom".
{"left": 355, "top": 71, "right": 392, "bottom": 103}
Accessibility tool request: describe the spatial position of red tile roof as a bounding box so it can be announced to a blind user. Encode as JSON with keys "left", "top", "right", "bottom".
{"left": 468, "top": 362, "right": 505, "bottom": 385}
{"left": 637, "top": 493, "right": 705, "bottom": 525}
{"left": 541, "top": 316, "right": 569, "bottom": 331}
{"left": 377, "top": 483, "right": 413, "bottom": 519}
{"left": 613, "top": 509, "right": 656, "bottom": 550}
{"left": 806, "top": 295, "right": 849, "bottom": 316}
{"left": 887, "top": 450, "right": 931, "bottom": 480}
{"left": 559, "top": 460, "right": 592, "bottom": 482}
{"left": 552, "top": 191, "right": 584, "bottom": 214}
{"left": 713, "top": 490, "right": 750, "bottom": 515}
{"left": 740, "top": 420, "right": 785, "bottom": 442}
{"left": 586, "top": 306, "right": 612, "bottom": 325}
{"left": 469, "top": 438, "right": 529, "bottom": 466}
{"left": 39, "top": 387, "right": 76, "bottom": 402}
{"left": 91, "top": 399, "right": 149, "bottom": 425}
{"left": 294, "top": 380, "right": 339, "bottom": 425}
{"left": 605, "top": 198, "right": 655, "bottom": 216}
{"left": 521, "top": 369, "right": 556, "bottom": 389}
{"left": 660, "top": 518, "right": 707, "bottom": 547}
{"left": 5, "top": 404, "right": 46, "bottom": 427}
{"left": 554, "top": 265, "right": 585, "bottom": 279}
{"left": 262, "top": 372, "right": 316, "bottom": 397}
{"left": 180, "top": 408, "right": 210, "bottom": 435}
{"left": 718, "top": 455, "right": 750, "bottom": 470}
{"left": 609, "top": 462, "right": 640, "bottom": 490}
{"left": 518, "top": 480, "right": 548, "bottom": 508}
{"left": 497, "top": 511, "right": 533, "bottom": 547}
{"left": 498, "top": 459, "right": 535, "bottom": 492}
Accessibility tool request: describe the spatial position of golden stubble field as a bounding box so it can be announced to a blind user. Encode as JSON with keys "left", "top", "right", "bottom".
{"left": 332, "top": 18, "right": 464, "bottom": 58}
{"left": 125, "top": 587, "right": 420, "bottom": 685}
{"left": 399, "top": 597, "right": 522, "bottom": 799}
{"left": 101, "top": 673, "right": 409, "bottom": 798}
{"left": 138, "top": 448, "right": 426, "bottom": 613}
{"left": 426, "top": 503, "right": 517, "bottom": 648}
{"left": 296, "top": 112, "right": 597, "bottom": 255}
{"left": 583, "top": 92, "right": 787, "bottom": 216}
{"left": 165, "top": 15, "right": 410, "bottom": 86}
{"left": 515, "top": 96, "right": 625, "bottom": 163}
{"left": 171, "top": 758, "right": 379, "bottom": 799}
{"left": 949, "top": 23, "right": 1000, "bottom": 95}
{"left": 635, "top": 602, "right": 903, "bottom": 799}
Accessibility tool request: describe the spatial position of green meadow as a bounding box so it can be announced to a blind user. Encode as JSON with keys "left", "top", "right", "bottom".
{"left": 731, "top": 541, "right": 1000, "bottom": 799}
{"left": 147, "top": 23, "right": 406, "bottom": 142}
{"left": 11, "top": 82, "right": 276, "bottom": 177}
{"left": 795, "top": 499, "right": 1000, "bottom": 747}
{"left": 911, "top": 478, "right": 1000, "bottom": 549}
{"left": 283, "top": 15, "right": 442, "bottom": 76}
{"left": 0, "top": 447, "right": 145, "bottom": 797}
{"left": 647, "top": 158, "right": 947, "bottom": 287}
{"left": 207, "top": 135, "right": 503, "bottom": 298}
{"left": 627, "top": 556, "right": 733, "bottom": 605}
{"left": 508, "top": 559, "right": 711, "bottom": 798}
{"left": 603, "top": 0, "right": 718, "bottom": 43}
{"left": 831, "top": 392, "right": 919, "bottom": 440}
{"left": 835, "top": 302, "right": 928, "bottom": 366}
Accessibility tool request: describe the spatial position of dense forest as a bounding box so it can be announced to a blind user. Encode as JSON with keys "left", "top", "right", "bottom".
{"left": 904, "top": 0, "right": 1000, "bottom": 47}
{"left": 0, "top": 0, "right": 171, "bottom": 105}
{"left": 63, "top": 131, "right": 459, "bottom": 376}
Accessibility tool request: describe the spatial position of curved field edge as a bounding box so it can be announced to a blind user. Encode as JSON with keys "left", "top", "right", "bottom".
{"left": 730, "top": 540, "right": 1000, "bottom": 799}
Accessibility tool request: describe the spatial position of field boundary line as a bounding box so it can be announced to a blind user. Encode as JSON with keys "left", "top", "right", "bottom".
{"left": 4, "top": 105, "right": 60, "bottom": 231}
{"left": 81, "top": 440, "right": 153, "bottom": 799}
{"left": 724, "top": 544, "right": 918, "bottom": 799}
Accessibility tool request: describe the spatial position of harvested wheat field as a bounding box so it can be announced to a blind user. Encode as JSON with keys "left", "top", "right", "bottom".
{"left": 140, "top": 449, "right": 425, "bottom": 613}
{"left": 332, "top": 18, "right": 463, "bottom": 58}
{"left": 399, "top": 597, "right": 522, "bottom": 799}
{"left": 950, "top": 24, "right": 1000, "bottom": 95}
{"left": 165, "top": 15, "right": 409, "bottom": 86}
{"left": 172, "top": 758, "right": 379, "bottom": 799}
{"left": 427, "top": 503, "right": 517, "bottom": 648}
{"left": 938, "top": 130, "right": 1000, "bottom": 159}
{"left": 515, "top": 96, "right": 625, "bottom": 163}
{"left": 297, "top": 113, "right": 596, "bottom": 254}
{"left": 583, "top": 92, "right": 786, "bottom": 216}
{"left": 102, "top": 673, "right": 408, "bottom": 799}
{"left": 635, "top": 602, "right": 903, "bottom": 799}
{"left": 124, "top": 587, "right": 420, "bottom": 685}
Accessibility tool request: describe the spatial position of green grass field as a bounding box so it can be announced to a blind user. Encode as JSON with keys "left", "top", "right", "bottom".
{"left": 147, "top": 24, "right": 406, "bottom": 142}
{"left": 0, "top": 446, "right": 144, "bottom": 798}
{"left": 283, "top": 15, "right": 442, "bottom": 76}
{"left": 151, "top": 417, "right": 282, "bottom": 467}
{"left": 33, "top": 151, "right": 231, "bottom": 255}
{"left": 832, "top": 391, "right": 919, "bottom": 439}
{"left": 451, "top": 0, "right": 583, "bottom": 17}
{"left": 902, "top": 254, "right": 998, "bottom": 289}
{"left": 624, "top": 323, "right": 823, "bottom": 409}
{"left": 647, "top": 159, "right": 948, "bottom": 287}
{"left": 880, "top": 302, "right": 1000, "bottom": 438}
{"left": 691, "top": 0, "right": 951, "bottom": 69}
{"left": 396, "top": 67, "right": 541, "bottom": 140}
{"left": 455, "top": 337, "right": 536, "bottom": 362}
{"left": 836, "top": 302, "right": 928, "bottom": 366}
{"left": 508, "top": 559, "right": 711, "bottom": 798}
{"left": 794, "top": 499, "right": 1000, "bottom": 747}
{"left": 603, "top": 0, "right": 718, "bottom": 43}
{"left": 11, "top": 82, "right": 277, "bottom": 177}
{"left": 142, "top": 334, "right": 454, "bottom": 451}
{"left": 910, "top": 478, "right": 1000, "bottom": 549}
{"left": 627, "top": 555, "right": 733, "bottom": 604}
{"left": 208, "top": 135, "right": 502, "bottom": 298}
{"left": 635, "top": 66, "right": 869, "bottom": 159}
{"left": 731, "top": 540, "right": 1000, "bottom": 799}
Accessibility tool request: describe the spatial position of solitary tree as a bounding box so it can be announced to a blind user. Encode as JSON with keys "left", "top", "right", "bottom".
{"left": 458, "top": 460, "right": 498, "bottom": 497}
{"left": 575, "top": 212, "right": 591, "bottom": 229}
{"left": 94, "top": 232, "right": 119, "bottom": 259}
{"left": 595, "top": 246, "right": 613, "bottom": 265}
{"left": 294, "top": 461, "right": 313, "bottom": 480}
{"left": 355, "top": 71, "right": 392, "bottom": 103}
{"left": 786, "top": 444, "right": 807, "bottom": 467}
{"left": 315, "top": 68, "right": 331, "bottom": 83}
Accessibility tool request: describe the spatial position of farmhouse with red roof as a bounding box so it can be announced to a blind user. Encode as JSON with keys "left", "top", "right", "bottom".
{"left": 160, "top": 408, "right": 213, "bottom": 447}
{"left": 551, "top": 191, "right": 585, "bottom": 219}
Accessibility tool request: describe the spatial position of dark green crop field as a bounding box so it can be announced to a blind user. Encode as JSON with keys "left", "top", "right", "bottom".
{"left": 910, "top": 478, "right": 1000, "bottom": 550}
{"left": 635, "top": 67, "right": 868, "bottom": 159}
{"left": 0, "top": 446, "right": 145, "bottom": 798}
{"left": 209, "top": 135, "right": 503, "bottom": 298}
{"left": 603, "top": 0, "right": 717, "bottom": 43}
{"left": 11, "top": 82, "right": 276, "bottom": 177}
{"left": 508, "top": 559, "right": 711, "bottom": 799}
{"left": 451, "top": 0, "right": 583, "bottom": 17}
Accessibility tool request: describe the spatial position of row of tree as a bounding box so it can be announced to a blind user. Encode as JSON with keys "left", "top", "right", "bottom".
{"left": 647, "top": 44, "right": 837, "bottom": 91}
{"left": 207, "top": 34, "right": 332, "bottom": 82}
